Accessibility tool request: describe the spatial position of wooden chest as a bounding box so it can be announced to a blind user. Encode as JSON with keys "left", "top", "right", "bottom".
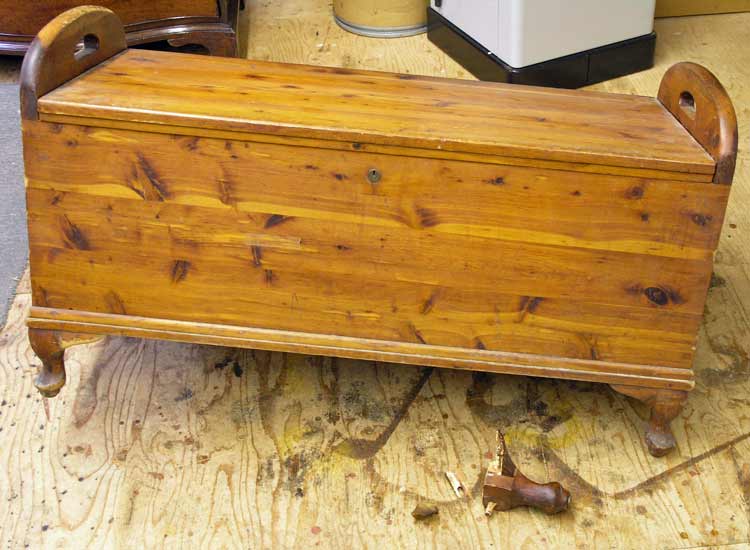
{"left": 21, "top": 7, "right": 737, "bottom": 457}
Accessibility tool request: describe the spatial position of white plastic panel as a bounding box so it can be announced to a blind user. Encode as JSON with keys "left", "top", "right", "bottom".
{"left": 506, "top": 0, "right": 655, "bottom": 67}
{"left": 431, "top": 0, "right": 499, "bottom": 54}
{"left": 433, "top": 0, "right": 655, "bottom": 68}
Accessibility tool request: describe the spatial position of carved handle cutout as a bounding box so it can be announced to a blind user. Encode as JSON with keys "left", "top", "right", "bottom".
{"left": 657, "top": 62, "right": 738, "bottom": 184}
{"left": 678, "top": 91, "right": 696, "bottom": 118}
{"left": 19, "top": 6, "right": 127, "bottom": 120}
{"left": 74, "top": 33, "right": 100, "bottom": 61}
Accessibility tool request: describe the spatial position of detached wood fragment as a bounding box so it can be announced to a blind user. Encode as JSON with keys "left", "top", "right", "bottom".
{"left": 411, "top": 502, "right": 439, "bottom": 520}
{"left": 483, "top": 432, "right": 570, "bottom": 515}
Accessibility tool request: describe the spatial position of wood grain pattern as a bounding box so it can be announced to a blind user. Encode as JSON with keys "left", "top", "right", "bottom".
{"left": 32, "top": 114, "right": 719, "bottom": 182}
{"left": 658, "top": 62, "right": 739, "bottom": 184}
{"left": 26, "top": 307, "right": 696, "bottom": 389}
{"left": 36, "top": 48, "right": 717, "bottom": 178}
{"left": 2, "top": 5, "right": 750, "bottom": 549}
{"left": 22, "top": 122, "right": 730, "bottom": 260}
{"left": 21, "top": 118, "right": 726, "bottom": 376}
{"left": 19, "top": 6, "right": 126, "bottom": 120}
{"left": 2, "top": 268, "right": 750, "bottom": 548}
{"left": 19, "top": 6, "right": 736, "bottom": 459}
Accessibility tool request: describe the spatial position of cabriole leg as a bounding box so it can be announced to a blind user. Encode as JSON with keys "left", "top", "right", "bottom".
{"left": 610, "top": 385, "right": 688, "bottom": 457}
{"left": 29, "top": 329, "right": 65, "bottom": 397}
{"left": 28, "top": 328, "right": 102, "bottom": 398}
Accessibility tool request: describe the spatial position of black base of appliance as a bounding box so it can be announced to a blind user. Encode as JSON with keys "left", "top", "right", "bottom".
{"left": 427, "top": 8, "right": 656, "bottom": 88}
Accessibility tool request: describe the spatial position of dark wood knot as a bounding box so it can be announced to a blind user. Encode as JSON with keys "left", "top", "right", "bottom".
{"left": 625, "top": 186, "right": 644, "bottom": 200}
{"left": 644, "top": 286, "right": 669, "bottom": 306}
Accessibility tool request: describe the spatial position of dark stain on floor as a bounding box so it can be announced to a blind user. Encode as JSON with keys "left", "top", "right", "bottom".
{"left": 333, "top": 367, "right": 434, "bottom": 460}
{"left": 699, "top": 334, "right": 749, "bottom": 386}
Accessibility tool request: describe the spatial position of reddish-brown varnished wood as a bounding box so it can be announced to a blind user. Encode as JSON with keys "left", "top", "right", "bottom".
{"left": 27, "top": 328, "right": 65, "bottom": 398}
{"left": 19, "top": 6, "right": 127, "bottom": 120}
{"left": 20, "top": 7, "right": 737, "bottom": 457}
{"left": 610, "top": 385, "right": 689, "bottom": 456}
{"left": 28, "top": 328, "right": 102, "bottom": 397}
{"left": 0, "top": 1, "right": 239, "bottom": 57}
{"left": 658, "top": 62, "right": 739, "bottom": 185}
{"left": 482, "top": 433, "right": 570, "bottom": 514}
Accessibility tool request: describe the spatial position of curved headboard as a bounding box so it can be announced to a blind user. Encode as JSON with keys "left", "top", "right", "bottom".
{"left": 20, "top": 6, "right": 127, "bottom": 120}
{"left": 658, "top": 62, "right": 738, "bottom": 185}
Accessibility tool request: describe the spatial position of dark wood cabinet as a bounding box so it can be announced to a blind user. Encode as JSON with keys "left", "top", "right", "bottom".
{"left": 0, "top": 0, "right": 240, "bottom": 56}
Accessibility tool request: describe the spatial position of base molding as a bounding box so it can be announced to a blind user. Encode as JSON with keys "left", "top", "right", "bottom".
{"left": 27, "top": 307, "right": 694, "bottom": 390}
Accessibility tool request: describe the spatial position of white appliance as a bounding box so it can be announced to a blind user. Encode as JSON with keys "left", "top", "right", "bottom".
{"left": 428, "top": 0, "right": 657, "bottom": 87}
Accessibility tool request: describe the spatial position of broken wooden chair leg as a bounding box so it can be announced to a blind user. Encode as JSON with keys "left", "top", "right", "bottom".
{"left": 610, "top": 385, "right": 688, "bottom": 457}
{"left": 482, "top": 432, "right": 570, "bottom": 515}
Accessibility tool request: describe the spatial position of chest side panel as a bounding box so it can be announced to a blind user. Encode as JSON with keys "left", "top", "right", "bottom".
{"left": 24, "top": 122, "right": 728, "bottom": 371}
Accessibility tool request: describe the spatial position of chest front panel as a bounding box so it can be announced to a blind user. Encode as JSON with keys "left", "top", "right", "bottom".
{"left": 24, "top": 121, "right": 727, "bottom": 371}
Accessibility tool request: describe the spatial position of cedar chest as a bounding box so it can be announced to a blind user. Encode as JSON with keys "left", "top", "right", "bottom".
{"left": 21, "top": 7, "right": 738, "bottom": 457}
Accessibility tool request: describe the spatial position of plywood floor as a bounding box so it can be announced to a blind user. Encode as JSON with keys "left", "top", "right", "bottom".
{"left": 2, "top": 3, "right": 750, "bottom": 549}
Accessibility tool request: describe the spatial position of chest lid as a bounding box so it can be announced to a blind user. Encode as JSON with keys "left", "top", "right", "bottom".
{"left": 25, "top": 9, "right": 721, "bottom": 182}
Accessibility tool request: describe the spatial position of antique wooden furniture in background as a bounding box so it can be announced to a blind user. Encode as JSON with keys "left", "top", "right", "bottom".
{"left": 0, "top": 0, "right": 240, "bottom": 56}
{"left": 21, "top": 7, "right": 737, "bottom": 457}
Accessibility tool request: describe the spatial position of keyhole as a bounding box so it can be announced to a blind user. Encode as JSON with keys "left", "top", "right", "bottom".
{"left": 367, "top": 168, "right": 381, "bottom": 184}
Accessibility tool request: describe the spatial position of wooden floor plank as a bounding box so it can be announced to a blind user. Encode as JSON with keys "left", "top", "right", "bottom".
{"left": 1, "top": 3, "right": 749, "bottom": 549}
